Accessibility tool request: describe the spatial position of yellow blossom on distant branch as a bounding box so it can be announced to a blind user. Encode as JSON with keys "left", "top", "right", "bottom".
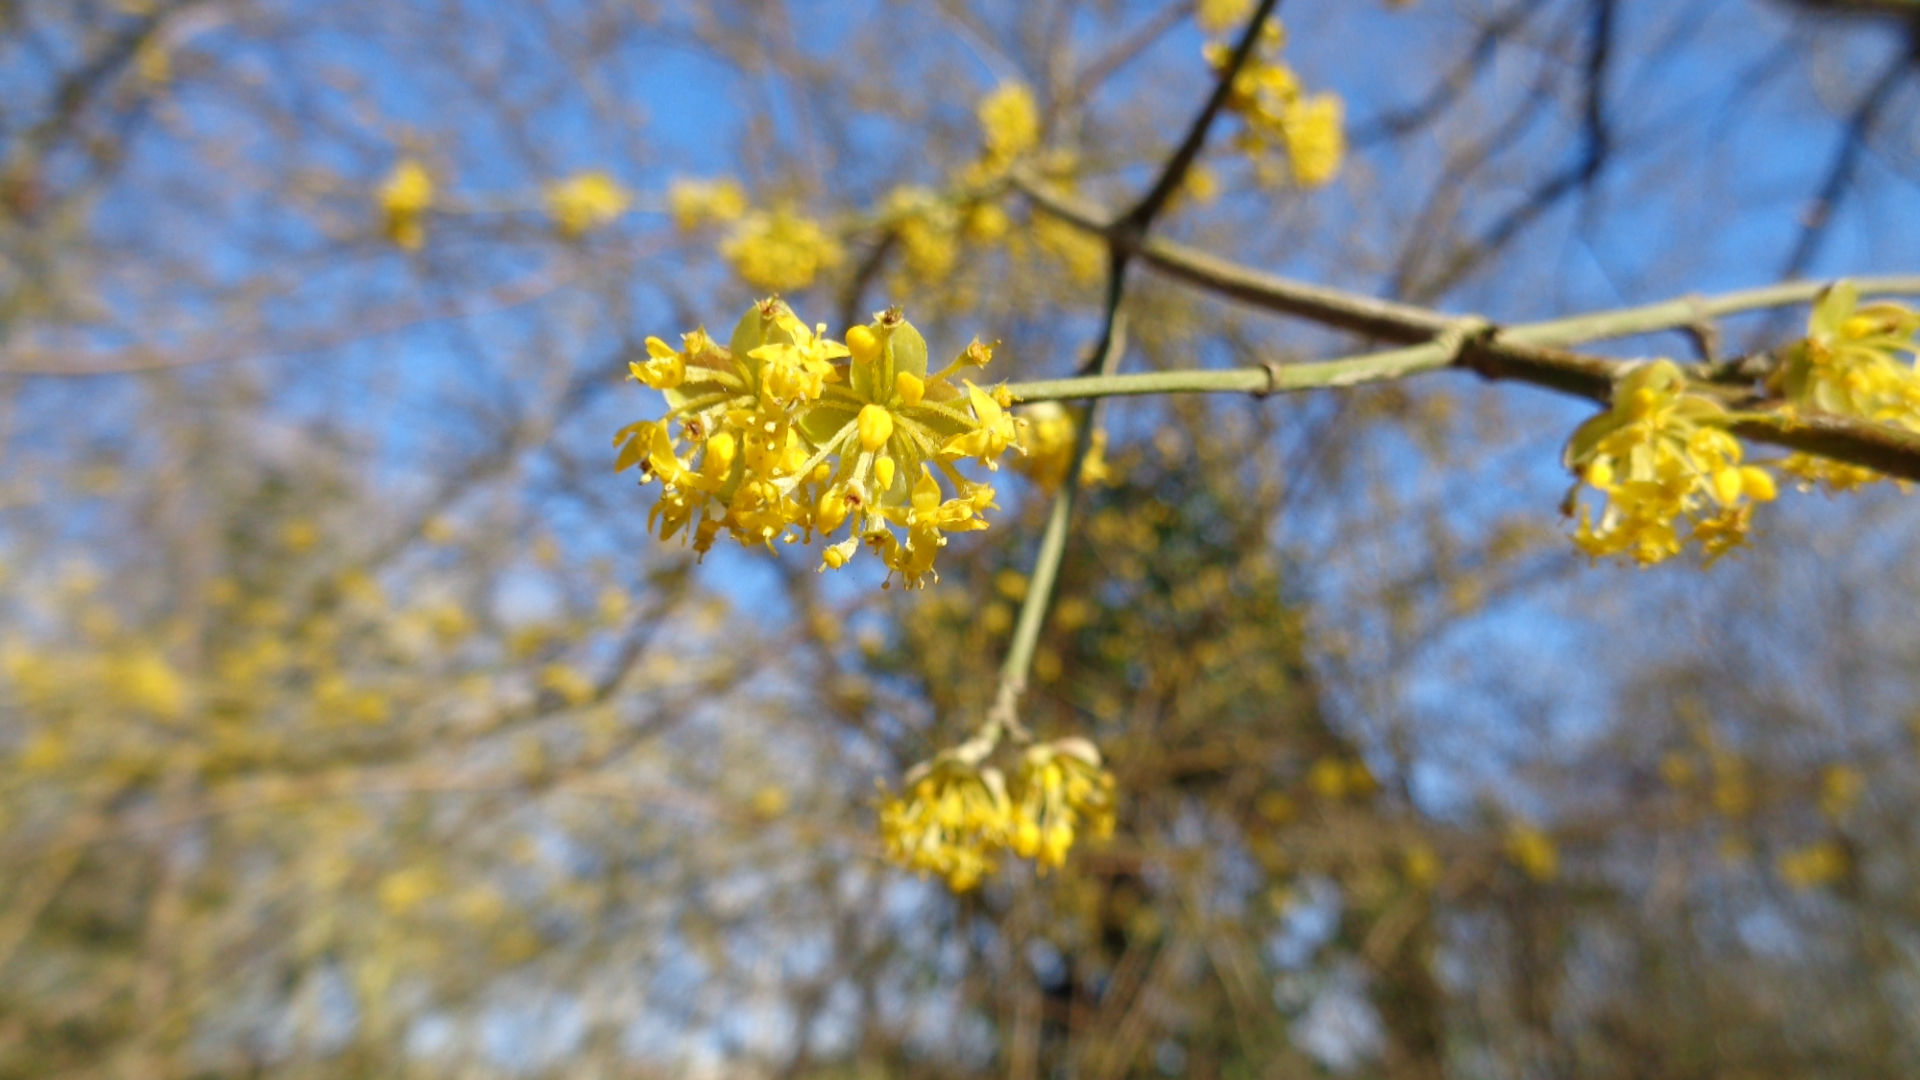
{"left": 721, "top": 210, "right": 844, "bottom": 292}
{"left": 1196, "top": 0, "right": 1255, "bottom": 34}
{"left": 1778, "top": 839, "right": 1849, "bottom": 890}
{"left": 378, "top": 159, "right": 434, "bottom": 250}
{"left": 1204, "top": 23, "right": 1346, "bottom": 188}
{"left": 977, "top": 82, "right": 1040, "bottom": 169}
{"left": 1505, "top": 824, "right": 1559, "bottom": 882}
{"left": 667, "top": 176, "right": 748, "bottom": 231}
{"left": 545, "top": 171, "right": 630, "bottom": 237}
{"left": 1013, "top": 402, "right": 1109, "bottom": 493}
{"left": 1281, "top": 94, "right": 1345, "bottom": 188}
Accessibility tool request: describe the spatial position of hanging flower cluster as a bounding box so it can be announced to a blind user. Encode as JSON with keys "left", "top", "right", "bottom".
{"left": 878, "top": 736, "right": 1115, "bottom": 891}
{"left": 1204, "top": 21, "right": 1346, "bottom": 188}
{"left": 1773, "top": 282, "right": 1920, "bottom": 491}
{"left": 1562, "top": 360, "right": 1777, "bottom": 566}
{"left": 614, "top": 299, "right": 1019, "bottom": 588}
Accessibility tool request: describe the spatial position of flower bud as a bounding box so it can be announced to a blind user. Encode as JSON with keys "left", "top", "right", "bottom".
{"left": 846, "top": 325, "right": 881, "bottom": 367}
{"left": 895, "top": 371, "right": 925, "bottom": 406}
{"left": 858, "top": 404, "right": 895, "bottom": 453}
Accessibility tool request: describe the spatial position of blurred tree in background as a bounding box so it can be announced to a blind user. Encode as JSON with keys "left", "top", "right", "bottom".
{"left": 5, "top": 0, "right": 1920, "bottom": 1078}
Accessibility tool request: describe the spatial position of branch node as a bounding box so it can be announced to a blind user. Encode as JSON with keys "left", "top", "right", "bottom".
{"left": 1252, "top": 359, "right": 1286, "bottom": 399}
{"left": 1681, "top": 293, "right": 1721, "bottom": 363}
{"left": 1438, "top": 315, "right": 1498, "bottom": 373}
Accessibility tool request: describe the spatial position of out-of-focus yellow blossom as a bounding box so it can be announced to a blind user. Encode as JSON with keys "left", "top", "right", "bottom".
{"left": 963, "top": 201, "right": 1011, "bottom": 243}
{"left": 879, "top": 735, "right": 1116, "bottom": 890}
{"left": 378, "top": 159, "right": 434, "bottom": 250}
{"left": 1029, "top": 212, "right": 1107, "bottom": 284}
{"left": 1774, "top": 283, "right": 1920, "bottom": 490}
{"left": 878, "top": 743, "right": 1013, "bottom": 891}
{"left": 1205, "top": 24, "right": 1346, "bottom": 189}
{"left": 1256, "top": 790, "right": 1296, "bottom": 823}
{"left": 539, "top": 664, "right": 596, "bottom": 706}
{"left": 1279, "top": 94, "right": 1345, "bottom": 188}
{"left": 1819, "top": 764, "right": 1865, "bottom": 822}
{"left": 378, "top": 867, "right": 437, "bottom": 915}
{"left": 1778, "top": 839, "right": 1849, "bottom": 890}
{"left": 721, "top": 210, "right": 844, "bottom": 292}
{"left": 136, "top": 37, "right": 170, "bottom": 84}
{"left": 615, "top": 301, "right": 1015, "bottom": 587}
{"left": 545, "top": 171, "right": 630, "bottom": 237}
{"left": 1307, "top": 756, "right": 1351, "bottom": 799}
{"left": 1658, "top": 750, "right": 1697, "bottom": 789}
{"left": 1562, "top": 360, "right": 1777, "bottom": 566}
{"left": 1505, "top": 824, "right": 1558, "bottom": 882}
{"left": 750, "top": 785, "right": 789, "bottom": 820}
{"left": 667, "top": 176, "right": 748, "bottom": 231}
{"left": 117, "top": 648, "right": 189, "bottom": 718}
{"left": 1008, "top": 738, "right": 1116, "bottom": 871}
{"left": 977, "top": 82, "right": 1040, "bottom": 168}
{"left": 1013, "top": 402, "right": 1109, "bottom": 493}
{"left": 1197, "top": 0, "right": 1255, "bottom": 34}
{"left": 1711, "top": 751, "right": 1753, "bottom": 817}
{"left": 1403, "top": 842, "right": 1442, "bottom": 889}
{"left": 885, "top": 186, "right": 962, "bottom": 285}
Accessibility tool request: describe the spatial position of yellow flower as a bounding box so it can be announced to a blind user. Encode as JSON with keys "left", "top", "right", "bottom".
{"left": 1819, "top": 764, "right": 1865, "bottom": 822}
{"left": 1778, "top": 839, "right": 1848, "bottom": 890}
{"left": 613, "top": 300, "right": 832, "bottom": 555}
{"left": 1008, "top": 738, "right": 1116, "bottom": 872}
{"left": 616, "top": 301, "right": 1011, "bottom": 587}
{"left": 1012, "top": 402, "right": 1109, "bottom": 493}
{"left": 1403, "top": 842, "right": 1442, "bottom": 889}
{"left": 722, "top": 210, "right": 844, "bottom": 292}
{"left": 545, "top": 171, "right": 630, "bottom": 237}
{"left": 1774, "top": 282, "right": 1920, "bottom": 490}
{"left": 1562, "top": 360, "right": 1776, "bottom": 566}
{"left": 884, "top": 186, "right": 963, "bottom": 285}
{"left": 378, "top": 159, "right": 434, "bottom": 250}
{"left": 1505, "top": 824, "right": 1558, "bottom": 882}
{"left": 1196, "top": 0, "right": 1255, "bottom": 34}
{"left": 1281, "top": 94, "right": 1344, "bottom": 188}
{"left": 667, "top": 176, "right": 748, "bottom": 230}
{"left": 1205, "top": 23, "right": 1346, "bottom": 190}
{"left": 977, "top": 82, "right": 1040, "bottom": 168}
{"left": 878, "top": 744, "right": 1013, "bottom": 891}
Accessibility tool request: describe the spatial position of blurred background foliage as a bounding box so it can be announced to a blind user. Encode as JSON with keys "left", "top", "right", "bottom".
{"left": 4, "top": 0, "right": 1920, "bottom": 1077}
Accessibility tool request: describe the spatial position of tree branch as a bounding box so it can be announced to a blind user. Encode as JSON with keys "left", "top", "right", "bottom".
{"left": 1004, "top": 278, "right": 1920, "bottom": 481}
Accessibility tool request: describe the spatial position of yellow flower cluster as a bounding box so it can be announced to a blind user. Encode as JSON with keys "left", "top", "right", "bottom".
{"left": 667, "top": 176, "right": 748, "bottom": 231}
{"left": 1505, "top": 824, "right": 1559, "bottom": 882}
{"left": 1196, "top": 0, "right": 1254, "bottom": 34}
{"left": 545, "top": 171, "right": 630, "bottom": 237}
{"left": 1012, "top": 402, "right": 1109, "bottom": 493}
{"left": 1774, "top": 282, "right": 1920, "bottom": 491}
{"left": 378, "top": 159, "right": 434, "bottom": 250}
{"left": 1562, "top": 360, "right": 1777, "bottom": 566}
{"left": 1205, "top": 24, "right": 1346, "bottom": 189}
{"left": 721, "top": 210, "right": 845, "bottom": 293}
{"left": 878, "top": 736, "right": 1115, "bottom": 891}
{"left": 884, "top": 185, "right": 962, "bottom": 285}
{"left": 976, "top": 82, "right": 1040, "bottom": 172}
{"left": 1778, "top": 839, "right": 1849, "bottom": 890}
{"left": 614, "top": 300, "right": 1019, "bottom": 588}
